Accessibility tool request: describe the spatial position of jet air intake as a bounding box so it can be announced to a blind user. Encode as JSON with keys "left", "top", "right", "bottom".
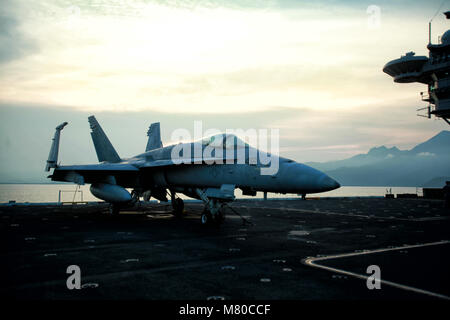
{"left": 90, "top": 183, "right": 132, "bottom": 203}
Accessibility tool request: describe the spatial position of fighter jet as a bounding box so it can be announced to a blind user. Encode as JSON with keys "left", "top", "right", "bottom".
{"left": 45, "top": 117, "right": 340, "bottom": 225}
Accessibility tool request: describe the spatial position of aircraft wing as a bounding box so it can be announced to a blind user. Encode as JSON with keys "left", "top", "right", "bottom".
{"left": 50, "top": 158, "right": 225, "bottom": 188}
{"left": 49, "top": 163, "right": 140, "bottom": 186}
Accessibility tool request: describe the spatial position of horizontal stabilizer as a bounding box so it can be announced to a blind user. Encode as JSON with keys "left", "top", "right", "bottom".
{"left": 88, "top": 116, "right": 121, "bottom": 163}
{"left": 146, "top": 122, "right": 163, "bottom": 151}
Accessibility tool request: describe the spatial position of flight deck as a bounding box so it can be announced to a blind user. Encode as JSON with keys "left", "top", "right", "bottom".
{"left": 1, "top": 198, "right": 449, "bottom": 300}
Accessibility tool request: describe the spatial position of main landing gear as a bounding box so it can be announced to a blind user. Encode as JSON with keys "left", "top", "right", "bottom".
{"left": 171, "top": 191, "right": 185, "bottom": 217}
{"left": 108, "top": 189, "right": 141, "bottom": 215}
{"left": 109, "top": 203, "right": 121, "bottom": 215}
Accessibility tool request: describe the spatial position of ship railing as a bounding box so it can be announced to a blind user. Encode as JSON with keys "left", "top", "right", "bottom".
{"left": 420, "top": 92, "right": 432, "bottom": 102}
{"left": 58, "top": 189, "right": 84, "bottom": 203}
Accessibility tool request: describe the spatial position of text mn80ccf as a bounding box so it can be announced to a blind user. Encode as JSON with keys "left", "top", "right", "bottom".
{"left": 223, "top": 304, "right": 270, "bottom": 315}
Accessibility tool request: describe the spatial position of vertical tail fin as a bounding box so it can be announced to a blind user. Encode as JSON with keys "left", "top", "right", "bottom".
{"left": 88, "top": 116, "right": 121, "bottom": 163}
{"left": 145, "top": 122, "right": 163, "bottom": 151}
{"left": 45, "top": 122, "right": 68, "bottom": 171}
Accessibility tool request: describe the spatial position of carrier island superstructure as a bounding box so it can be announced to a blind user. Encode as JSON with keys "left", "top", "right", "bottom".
{"left": 383, "top": 11, "right": 450, "bottom": 125}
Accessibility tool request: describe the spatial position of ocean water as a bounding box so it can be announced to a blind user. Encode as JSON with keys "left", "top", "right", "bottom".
{"left": 0, "top": 184, "right": 422, "bottom": 203}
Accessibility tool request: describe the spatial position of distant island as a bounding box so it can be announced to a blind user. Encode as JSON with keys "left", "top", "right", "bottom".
{"left": 307, "top": 131, "right": 450, "bottom": 188}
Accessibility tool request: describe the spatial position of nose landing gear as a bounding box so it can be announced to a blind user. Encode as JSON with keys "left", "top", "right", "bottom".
{"left": 196, "top": 188, "right": 228, "bottom": 226}
{"left": 200, "top": 206, "right": 225, "bottom": 226}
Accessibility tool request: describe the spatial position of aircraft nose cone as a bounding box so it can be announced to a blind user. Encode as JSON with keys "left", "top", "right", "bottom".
{"left": 319, "top": 175, "right": 340, "bottom": 191}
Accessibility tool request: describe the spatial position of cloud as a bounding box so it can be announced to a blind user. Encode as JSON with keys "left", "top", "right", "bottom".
{"left": 1, "top": 0, "right": 441, "bottom": 113}
{"left": 0, "top": 0, "right": 449, "bottom": 176}
{"left": 0, "top": 1, "right": 38, "bottom": 64}
{"left": 417, "top": 152, "right": 436, "bottom": 157}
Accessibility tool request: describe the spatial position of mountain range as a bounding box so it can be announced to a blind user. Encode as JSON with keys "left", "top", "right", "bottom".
{"left": 306, "top": 131, "right": 450, "bottom": 187}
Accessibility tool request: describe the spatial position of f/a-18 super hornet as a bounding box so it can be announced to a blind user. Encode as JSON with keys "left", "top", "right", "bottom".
{"left": 45, "top": 117, "right": 340, "bottom": 225}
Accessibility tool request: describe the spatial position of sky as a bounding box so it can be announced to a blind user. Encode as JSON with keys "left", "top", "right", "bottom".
{"left": 0, "top": 0, "right": 449, "bottom": 182}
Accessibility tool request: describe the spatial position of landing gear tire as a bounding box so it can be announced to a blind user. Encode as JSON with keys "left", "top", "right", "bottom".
{"left": 201, "top": 211, "right": 212, "bottom": 225}
{"left": 109, "top": 204, "right": 120, "bottom": 215}
{"left": 201, "top": 210, "right": 224, "bottom": 226}
{"left": 130, "top": 190, "right": 140, "bottom": 206}
{"left": 172, "top": 198, "right": 184, "bottom": 218}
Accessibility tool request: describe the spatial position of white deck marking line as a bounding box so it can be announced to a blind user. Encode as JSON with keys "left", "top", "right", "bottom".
{"left": 233, "top": 205, "right": 449, "bottom": 222}
{"left": 302, "top": 240, "right": 450, "bottom": 300}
